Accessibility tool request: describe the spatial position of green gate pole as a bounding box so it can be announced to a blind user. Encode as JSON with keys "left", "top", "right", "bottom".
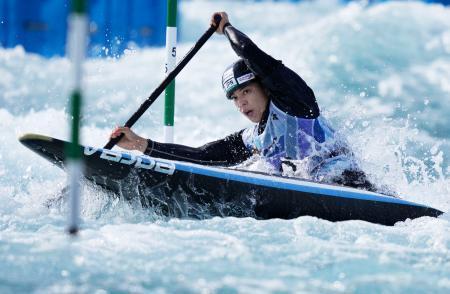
{"left": 66, "top": 0, "right": 88, "bottom": 235}
{"left": 164, "top": 0, "right": 177, "bottom": 143}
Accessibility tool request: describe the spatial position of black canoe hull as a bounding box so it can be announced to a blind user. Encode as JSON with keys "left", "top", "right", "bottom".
{"left": 19, "top": 134, "right": 444, "bottom": 225}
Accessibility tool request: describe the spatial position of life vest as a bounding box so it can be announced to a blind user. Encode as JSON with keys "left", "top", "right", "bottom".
{"left": 242, "top": 101, "right": 350, "bottom": 174}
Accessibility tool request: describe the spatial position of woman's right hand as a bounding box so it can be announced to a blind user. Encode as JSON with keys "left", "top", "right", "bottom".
{"left": 110, "top": 126, "right": 148, "bottom": 153}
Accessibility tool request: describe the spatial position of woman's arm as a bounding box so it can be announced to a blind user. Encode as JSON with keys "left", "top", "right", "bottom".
{"left": 214, "top": 12, "right": 319, "bottom": 118}
{"left": 145, "top": 130, "right": 252, "bottom": 166}
{"left": 111, "top": 127, "right": 252, "bottom": 167}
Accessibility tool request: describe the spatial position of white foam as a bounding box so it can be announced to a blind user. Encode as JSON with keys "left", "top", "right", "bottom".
{"left": 0, "top": 1, "right": 449, "bottom": 292}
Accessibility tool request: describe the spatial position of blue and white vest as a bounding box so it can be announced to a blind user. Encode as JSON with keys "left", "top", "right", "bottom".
{"left": 242, "top": 102, "right": 350, "bottom": 175}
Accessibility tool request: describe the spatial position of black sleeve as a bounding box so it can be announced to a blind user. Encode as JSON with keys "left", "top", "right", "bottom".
{"left": 144, "top": 130, "right": 252, "bottom": 167}
{"left": 224, "top": 24, "right": 319, "bottom": 118}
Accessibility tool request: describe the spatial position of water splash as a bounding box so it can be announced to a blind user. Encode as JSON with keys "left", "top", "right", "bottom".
{"left": 0, "top": 1, "right": 449, "bottom": 292}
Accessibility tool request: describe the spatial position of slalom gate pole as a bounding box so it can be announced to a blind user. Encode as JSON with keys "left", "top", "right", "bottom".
{"left": 164, "top": 0, "right": 177, "bottom": 143}
{"left": 103, "top": 14, "right": 222, "bottom": 150}
{"left": 66, "top": 0, "right": 88, "bottom": 235}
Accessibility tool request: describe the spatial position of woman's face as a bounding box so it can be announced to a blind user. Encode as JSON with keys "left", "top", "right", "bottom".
{"left": 230, "top": 82, "right": 269, "bottom": 123}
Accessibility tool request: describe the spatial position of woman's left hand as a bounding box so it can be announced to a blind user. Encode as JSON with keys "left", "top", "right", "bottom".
{"left": 211, "top": 12, "right": 230, "bottom": 34}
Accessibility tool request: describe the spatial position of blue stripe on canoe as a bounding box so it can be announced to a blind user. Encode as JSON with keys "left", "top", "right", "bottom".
{"left": 173, "top": 162, "right": 426, "bottom": 208}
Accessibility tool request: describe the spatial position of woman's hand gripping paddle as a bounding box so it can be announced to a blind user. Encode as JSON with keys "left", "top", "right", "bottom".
{"left": 45, "top": 15, "right": 222, "bottom": 209}
{"left": 104, "top": 14, "right": 222, "bottom": 150}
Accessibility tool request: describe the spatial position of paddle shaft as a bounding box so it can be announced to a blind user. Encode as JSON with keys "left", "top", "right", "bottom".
{"left": 104, "top": 15, "right": 222, "bottom": 149}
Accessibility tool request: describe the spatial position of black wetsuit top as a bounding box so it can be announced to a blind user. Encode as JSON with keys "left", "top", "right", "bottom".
{"left": 144, "top": 24, "right": 318, "bottom": 167}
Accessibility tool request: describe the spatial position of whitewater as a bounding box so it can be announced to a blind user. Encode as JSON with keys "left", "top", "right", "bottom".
{"left": 1, "top": 0, "right": 450, "bottom": 292}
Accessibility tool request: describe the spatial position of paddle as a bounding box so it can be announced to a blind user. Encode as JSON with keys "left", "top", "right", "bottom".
{"left": 44, "top": 15, "right": 222, "bottom": 208}
{"left": 104, "top": 14, "right": 222, "bottom": 150}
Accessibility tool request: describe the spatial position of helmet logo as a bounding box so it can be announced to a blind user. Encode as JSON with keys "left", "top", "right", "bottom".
{"left": 223, "top": 78, "right": 237, "bottom": 92}
{"left": 222, "top": 68, "right": 237, "bottom": 92}
{"left": 237, "top": 72, "right": 255, "bottom": 84}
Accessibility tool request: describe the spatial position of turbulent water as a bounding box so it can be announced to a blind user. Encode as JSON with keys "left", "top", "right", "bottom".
{"left": 1, "top": 0, "right": 450, "bottom": 292}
